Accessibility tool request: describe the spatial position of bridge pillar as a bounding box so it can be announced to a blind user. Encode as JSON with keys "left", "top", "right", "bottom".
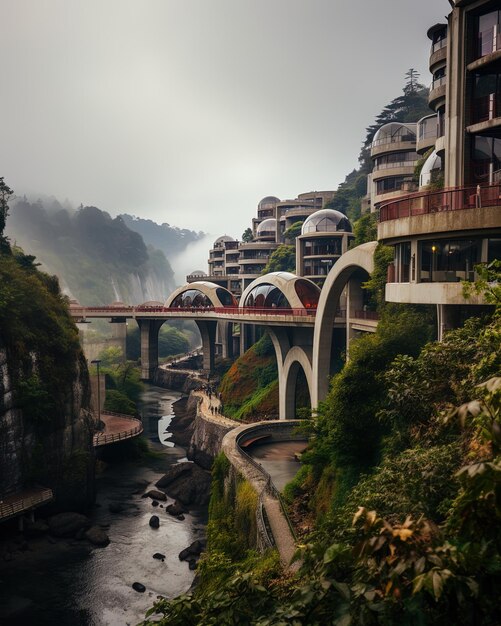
{"left": 219, "top": 321, "right": 234, "bottom": 359}
{"left": 346, "top": 274, "right": 365, "bottom": 357}
{"left": 137, "top": 319, "right": 164, "bottom": 380}
{"left": 240, "top": 323, "right": 254, "bottom": 355}
{"left": 195, "top": 320, "right": 217, "bottom": 372}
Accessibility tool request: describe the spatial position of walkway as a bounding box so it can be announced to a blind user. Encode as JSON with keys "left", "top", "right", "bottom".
{"left": 0, "top": 487, "right": 54, "bottom": 523}
{"left": 93, "top": 412, "right": 143, "bottom": 447}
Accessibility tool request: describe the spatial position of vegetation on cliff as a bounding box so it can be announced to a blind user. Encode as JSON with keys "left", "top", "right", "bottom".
{"left": 6, "top": 197, "right": 176, "bottom": 305}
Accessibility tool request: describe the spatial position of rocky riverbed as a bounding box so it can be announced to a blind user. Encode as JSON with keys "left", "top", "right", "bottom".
{"left": 0, "top": 385, "right": 207, "bottom": 626}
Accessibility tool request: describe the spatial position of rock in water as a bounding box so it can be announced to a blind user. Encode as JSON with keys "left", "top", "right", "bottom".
{"left": 153, "top": 552, "right": 166, "bottom": 561}
{"left": 132, "top": 582, "right": 146, "bottom": 593}
{"left": 166, "top": 501, "right": 185, "bottom": 516}
{"left": 149, "top": 515, "right": 160, "bottom": 529}
{"left": 84, "top": 526, "right": 110, "bottom": 547}
{"left": 48, "top": 513, "right": 91, "bottom": 538}
{"left": 151, "top": 500, "right": 159, "bottom": 507}
{"left": 144, "top": 489, "right": 167, "bottom": 502}
{"left": 155, "top": 462, "right": 211, "bottom": 506}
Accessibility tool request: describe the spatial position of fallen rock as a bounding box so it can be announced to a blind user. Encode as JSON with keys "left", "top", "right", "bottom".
{"left": 149, "top": 515, "right": 160, "bottom": 529}
{"left": 48, "top": 513, "right": 91, "bottom": 538}
{"left": 177, "top": 514, "right": 185, "bottom": 521}
{"left": 85, "top": 526, "right": 110, "bottom": 547}
{"left": 132, "top": 582, "right": 146, "bottom": 593}
{"left": 166, "top": 501, "right": 185, "bottom": 516}
{"left": 188, "top": 559, "right": 197, "bottom": 570}
{"left": 151, "top": 500, "right": 159, "bottom": 507}
{"left": 144, "top": 489, "right": 167, "bottom": 502}
{"left": 178, "top": 539, "right": 206, "bottom": 561}
{"left": 153, "top": 552, "right": 166, "bottom": 561}
{"left": 155, "top": 463, "right": 211, "bottom": 507}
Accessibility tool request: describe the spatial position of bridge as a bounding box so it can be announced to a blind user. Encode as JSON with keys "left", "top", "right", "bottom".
{"left": 71, "top": 242, "right": 379, "bottom": 419}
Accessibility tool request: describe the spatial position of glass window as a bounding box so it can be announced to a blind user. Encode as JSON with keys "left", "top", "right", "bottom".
{"left": 472, "top": 135, "right": 501, "bottom": 183}
{"left": 170, "top": 289, "right": 212, "bottom": 308}
{"left": 244, "top": 283, "right": 291, "bottom": 309}
{"left": 419, "top": 240, "right": 481, "bottom": 282}
{"left": 294, "top": 280, "right": 320, "bottom": 308}
{"left": 477, "top": 10, "right": 501, "bottom": 58}
{"left": 394, "top": 242, "right": 411, "bottom": 282}
{"left": 488, "top": 238, "right": 501, "bottom": 263}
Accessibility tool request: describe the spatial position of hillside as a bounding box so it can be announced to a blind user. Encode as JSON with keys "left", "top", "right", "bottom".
{"left": 6, "top": 198, "right": 176, "bottom": 305}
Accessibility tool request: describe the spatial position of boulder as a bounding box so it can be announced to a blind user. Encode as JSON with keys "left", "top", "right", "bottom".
{"left": 149, "top": 515, "right": 160, "bottom": 529}
{"left": 132, "top": 582, "right": 146, "bottom": 593}
{"left": 153, "top": 552, "right": 166, "bottom": 561}
{"left": 177, "top": 514, "right": 185, "bottom": 521}
{"left": 178, "top": 539, "right": 206, "bottom": 561}
{"left": 144, "top": 489, "right": 167, "bottom": 502}
{"left": 84, "top": 526, "right": 110, "bottom": 547}
{"left": 188, "top": 559, "right": 197, "bottom": 570}
{"left": 48, "top": 513, "right": 91, "bottom": 538}
{"left": 151, "top": 500, "right": 159, "bottom": 507}
{"left": 166, "top": 501, "right": 185, "bottom": 516}
{"left": 155, "top": 463, "right": 211, "bottom": 507}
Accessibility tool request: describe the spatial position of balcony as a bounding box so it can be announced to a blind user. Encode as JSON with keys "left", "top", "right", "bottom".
{"left": 417, "top": 114, "right": 438, "bottom": 154}
{"left": 429, "top": 75, "right": 446, "bottom": 108}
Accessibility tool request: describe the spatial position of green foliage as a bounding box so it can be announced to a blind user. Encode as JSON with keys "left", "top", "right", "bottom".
{"left": 126, "top": 323, "right": 190, "bottom": 361}
{"left": 242, "top": 227, "right": 254, "bottom": 242}
{"left": 261, "top": 244, "right": 295, "bottom": 274}
{"left": 0, "top": 176, "right": 13, "bottom": 252}
{"left": 104, "top": 389, "right": 137, "bottom": 415}
{"left": 351, "top": 212, "right": 377, "bottom": 247}
{"left": 462, "top": 259, "right": 501, "bottom": 306}
{"left": 97, "top": 345, "right": 123, "bottom": 368}
{"left": 362, "top": 243, "right": 394, "bottom": 308}
{"left": 283, "top": 221, "right": 304, "bottom": 240}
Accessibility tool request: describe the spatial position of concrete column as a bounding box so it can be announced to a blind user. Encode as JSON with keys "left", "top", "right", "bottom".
{"left": 137, "top": 318, "right": 164, "bottom": 380}
{"left": 437, "top": 304, "right": 458, "bottom": 342}
{"left": 219, "top": 321, "right": 234, "bottom": 359}
{"left": 110, "top": 318, "right": 127, "bottom": 361}
{"left": 346, "top": 276, "right": 365, "bottom": 356}
{"left": 240, "top": 323, "right": 254, "bottom": 355}
{"left": 195, "top": 320, "right": 217, "bottom": 372}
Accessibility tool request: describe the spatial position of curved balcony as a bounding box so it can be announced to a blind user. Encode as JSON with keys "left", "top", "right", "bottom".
{"left": 370, "top": 137, "right": 416, "bottom": 158}
{"left": 429, "top": 39, "right": 447, "bottom": 73}
{"left": 371, "top": 163, "right": 417, "bottom": 181}
{"left": 377, "top": 183, "right": 501, "bottom": 241}
{"left": 417, "top": 114, "right": 438, "bottom": 154}
{"left": 428, "top": 76, "right": 446, "bottom": 109}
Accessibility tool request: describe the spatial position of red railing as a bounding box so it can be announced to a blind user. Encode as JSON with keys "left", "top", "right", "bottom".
{"left": 213, "top": 306, "right": 317, "bottom": 317}
{"left": 379, "top": 183, "right": 501, "bottom": 222}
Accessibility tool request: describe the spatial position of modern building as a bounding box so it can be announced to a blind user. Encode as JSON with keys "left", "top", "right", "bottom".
{"left": 378, "top": 0, "right": 501, "bottom": 339}
{"left": 296, "top": 209, "right": 354, "bottom": 286}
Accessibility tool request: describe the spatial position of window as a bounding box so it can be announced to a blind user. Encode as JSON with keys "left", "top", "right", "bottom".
{"left": 394, "top": 242, "right": 411, "bottom": 282}
{"left": 375, "top": 176, "right": 415, "bottom": 194}
{"left": 419, "top": 240, "right": 481, "bottom": 283}
{"left": 472, "top": 135, "right": 501, "bottom": 183}
{"left": 476, "top": 10, "right": 501, "bottom": 58}
{"left": 472, "top": 71, "right": 501, "bottom": 123}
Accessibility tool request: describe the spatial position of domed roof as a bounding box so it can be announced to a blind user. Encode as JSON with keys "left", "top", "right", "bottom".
{"left": 372, "top": 122, "right": 416, "bottom": 144}
{"left": 258, "top": 196, "right": 280, "bottom": 209}
{"left": 214, "top": 235, "right": 235, "bottom": 245}
{"left": 301, "top": 209, "right": 352, "bottom": 234}
{"left": 419, "top": 150, "right": 442, "bottom": 188}
{"left": 189, "top": 269, "right": 207, "bottom": 276}
{"left": 256, "top": 218, "right": 277, "bottom": 234}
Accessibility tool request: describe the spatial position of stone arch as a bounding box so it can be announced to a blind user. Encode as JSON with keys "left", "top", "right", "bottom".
{"left": 280, "top": 347, "right": 313, "bottom": 420}
{"left": 312, "top": 241, "right": 377, "bottom": 408}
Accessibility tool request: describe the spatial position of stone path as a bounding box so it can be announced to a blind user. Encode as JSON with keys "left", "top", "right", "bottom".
{"left": 93, "top": 412, "right": 143, "bottom": 447}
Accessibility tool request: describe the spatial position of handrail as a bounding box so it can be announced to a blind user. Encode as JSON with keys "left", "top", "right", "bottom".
{"left": 93, "top": 414, "right": 144, "bottom": 447}
{"left": 70, "top": 305, "right": 318, "bottom": 318}
{"left": 379, "top": 182, "right": 501, "bottom": 222}
{"left": 0, "top": 487, "right": 54, "bottom": 521}
{"left": 235, "top": 423, "right": 302, "bottom": 542}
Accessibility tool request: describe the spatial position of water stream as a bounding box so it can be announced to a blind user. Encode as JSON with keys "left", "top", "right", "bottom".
{"left": 0, "top": 385, "right": 206, "bottom": 626}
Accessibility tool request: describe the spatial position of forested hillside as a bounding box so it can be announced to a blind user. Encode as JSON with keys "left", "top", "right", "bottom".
{"left": 6, "top": 197, "right": 176, "bottom": 305}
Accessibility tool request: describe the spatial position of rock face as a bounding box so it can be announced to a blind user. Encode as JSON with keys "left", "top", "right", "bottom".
{"left": 155, "top": 462, "right": 211, "bottom": 506}
{"left": 187, "top": 401, "right": 235, "bottom": 470}
{"left": 48, "top": 512, "right": 91, "bottom": 537}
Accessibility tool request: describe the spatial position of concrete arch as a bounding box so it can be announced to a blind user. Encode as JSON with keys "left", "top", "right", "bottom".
{"left": 280, "top": 346, "right": 313, "bottom": 420}
{"left": 312, "top": 241, "right": 377, "bottom": 408}
{"left": 165, "top": 281, "right": 236, "bottom": 308}
{"left": 240, "top": 272, "right": 320, "bottom": 309}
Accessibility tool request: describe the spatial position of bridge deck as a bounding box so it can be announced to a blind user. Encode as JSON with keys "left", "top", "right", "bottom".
{"left": 93, "top": 412, "right": 143, "bottom": 447}
{"left": 0, "top": 487, "right": 54, "bottom": 522}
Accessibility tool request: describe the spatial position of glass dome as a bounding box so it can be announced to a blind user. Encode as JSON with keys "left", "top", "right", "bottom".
{"left": 372, "top": 122, "right": 416, "bottom": 145}
{"left": 256, "top": 218, "right": 277, "bottom": 236}
{"left": 244, "top": 283, "right": 291, "bottom": 309}
{"left": 258, "top": 196, "right": 280, "bottom": 209}
{"left": 301, "top": 209, "right": 352, "bottom": 234}
{"left": 214, "top": 235, "right": 235, "bottom": 247}
{"left": 420, "top": 150, "right": 443, "bottom": 188}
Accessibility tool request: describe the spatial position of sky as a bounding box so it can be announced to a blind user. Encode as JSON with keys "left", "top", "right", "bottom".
{"left": 1, "top": 0, "right": 447, "bottom": 244}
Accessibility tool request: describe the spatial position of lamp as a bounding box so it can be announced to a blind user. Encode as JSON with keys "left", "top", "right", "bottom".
{"left": 91, "top": 359, "right": 102, "bottom": 426}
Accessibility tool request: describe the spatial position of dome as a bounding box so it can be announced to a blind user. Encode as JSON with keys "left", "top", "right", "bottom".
{"left": 372, "top": 122, "right": 416, "bottom": 145}
{"left": 214, "top": 235, "right": 235, "bottom": 246}
{"left": 258, "top": 196, "right": 280, "bottom": 209}
{"left": 301, "top": 209, "right": 352, "bottom": 234}
{"left": 189, "top": 269, "right": 207, "bottom": 277}
{"left": 419, "top": 150, "right": 443, "bottom": 188}
{"left": 256, "top": 218, "right": 277, "bottom": 235}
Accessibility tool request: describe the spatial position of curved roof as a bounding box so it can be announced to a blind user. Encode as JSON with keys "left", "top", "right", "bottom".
{"left": 258, "top": 196, "right": 280, "bottom": 209}
{"left": 372, "top": 122, "right": 416, "bottom": 144}
{"left": 239, "top": 272, "right": 320, "bottom": 309}
{"left": 188, "top": 269, "right": 207, "bottom": 276}
{"left": 214, "top": 235, "right": 235, "bottom": 245}
{"left": 165, "top": 281, "right": 236, "bottom": 308}
{"left": 419, "top": 149, "right": 442, "bottom": 188}
{"left": 301, "top": 209, "right": 352, "bottom": 234}
{"left": 256, "top": 218, "right": 277, "bottom": 235}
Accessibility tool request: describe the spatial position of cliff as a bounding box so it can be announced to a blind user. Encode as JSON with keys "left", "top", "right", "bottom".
{"left": 0, "top": 252, "right": 95, "bottom": 510}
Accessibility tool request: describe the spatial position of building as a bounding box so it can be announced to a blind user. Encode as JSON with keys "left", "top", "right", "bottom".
{"left": 296, "top": 209, "right": 354, "bottom": 286}
{"left": 378, "top": 0, "right": 501, "bottom": 338}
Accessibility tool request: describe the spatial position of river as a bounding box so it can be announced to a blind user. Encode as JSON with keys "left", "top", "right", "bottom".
{"left": 0, "top": 385, "right": 206, "bottom": 626}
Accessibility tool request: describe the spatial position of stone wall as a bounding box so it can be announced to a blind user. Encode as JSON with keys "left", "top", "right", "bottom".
{"left": 153, "top": 367, "right": 205, "bottom": 394}
{"left": 187, "top": 396, "right": 235, "bottom": 469}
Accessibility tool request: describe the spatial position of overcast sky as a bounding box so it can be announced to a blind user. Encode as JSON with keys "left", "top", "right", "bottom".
{"left": 1, "top": 0, "right": 447, "bottom": 241}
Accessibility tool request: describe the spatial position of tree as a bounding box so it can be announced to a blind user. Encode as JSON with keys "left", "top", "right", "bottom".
{"left": 261, "top": 245, "right": 295, "bottom": 274}
{"left": 242, "top": 227, "right": 253, "bottom": 242}
{"left": 0, "top": 177, "right": 13, "bottom": 252}
{"left": 283, "top": 221, "right": 303, "bottom": 240}
{"left": 404, "top": 67, "right": 421, "bottom": 94}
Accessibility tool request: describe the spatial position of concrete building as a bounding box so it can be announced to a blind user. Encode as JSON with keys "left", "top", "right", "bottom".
{"left": 378, "top": 0, "right": 501, "bottom": 339}
{"left": 296, "top": 209, "right": 354, "bottom": 286}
